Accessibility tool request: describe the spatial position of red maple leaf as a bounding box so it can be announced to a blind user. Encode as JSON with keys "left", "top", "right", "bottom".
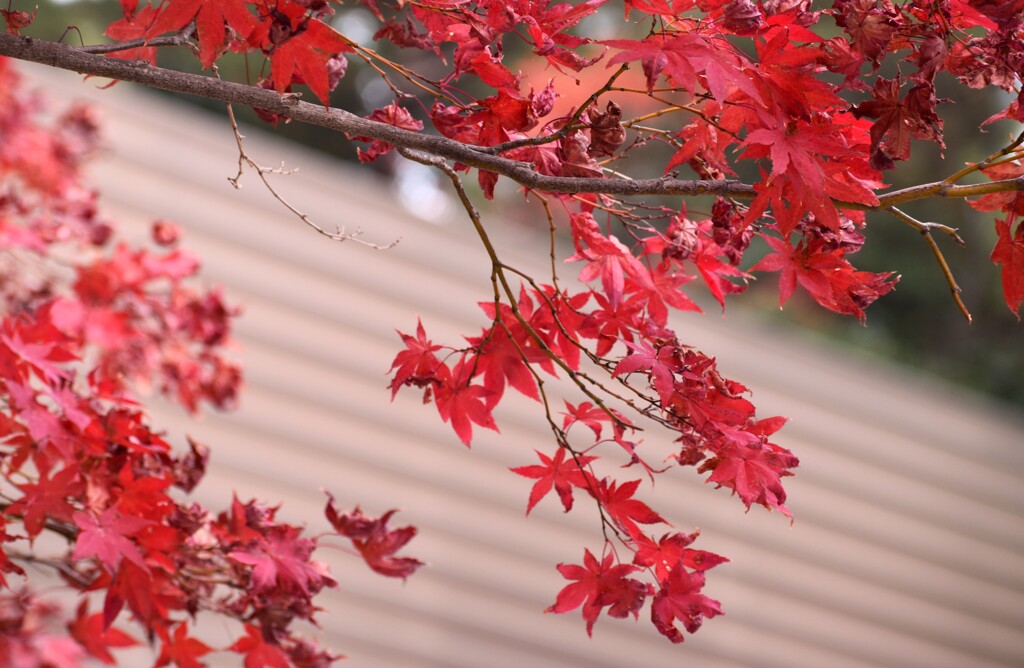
{"left": 115, "top": 467, "right": 174, "bottom": 520}
{"left": 0, "top": 315, "right": 74, "bottom": 385}
{"left": 72, "top": 507, "right": 150, "bottom": 572}
{"left": 510, "top": 447, "right": 596, "bottom": 514}
{"left": 633, "top": 531, "right": 729, "bottom": 580}
{"left": 352, "top": 102, "right": 424, "bottom": 163}
{"left": 229, "top": 527, "right": 331, "bottom": 596}
{"left": 698, "top": 439, "right": 799, "bottom": 516}
{"left": 567, "top": 212, "right": 649, "bottom": 309}
{"left": 103, "top": 560, "right": 182, "bottom": 629}
{"left": 622, "top": 0, "right": 677, "bottom": 19}
{"left": 388, "top": 318, "right": 443, "bottom": 398}
{"left": 990, "top": 217, "right": 1024, "bottom": 318}
{"left": 592, "top": 478, "right": 667, "bottom": 537}
{"left": 546, "top": 548, "right": 650, "bottom": 635}
{"left": 229, "top": 624, "right": 291, "bottom": 668}
{"left": 752, "top": 234, "right": 896, "bottom": 321}
{"left": 753, "top": 234, "right": 836, "bottom": 307}
{"left": 562, "top": 400, "right": 618, "bottom": 439}
{"left": 2, "top": 5, "right": 37, "bottom": 35}
{"left": 467, "top": 323, "right": 540, "bottom": 407}
{"left": 852, "top": 76, "right": 946, "bottom": 170}
{"left": 7, "top": 465, "right": 83, "bottom": 541}
{"left": 602, "top": 32, "right": 760, "bottom": 103}
{"left": 666, "top": 113, "right": 734, "bottom": 178}
{"left": 144, "top": 0, "right": 257, "bottom": 68}
{"left": 969, "top": 160, "right": 1024, "bottom": 216}
{"left": 155, "top": 622, "right": 213, "bottom": 668}
{"left": 257, "top": 4, "right": 351, "bottom": 105}
{"left": 325, "top": 498, "right": 424, "bottom": 579}
{"left": 834, "top": 0, "right": 899, "bottom": 65}
{"left": 742, "top": 109, "right": 881, "bottom": 236}
{"left": 642, "top": 261, "right": 702, "bottom": 325}
{"left": 105, "top": 6, "right": 162, "bottom": 64}
{"left": 5, "top": 379, "right": 82, "bottom": 459}
{"left": 650, "top": 566, "right": 723, "bottom": 643}
{"left": 68, "top": 601, "right": 137, "bottom": 665}
{"left": 467, "top": 48, "right": 519, "bottom": 90}
{"left": 433, "top": 358, "right": 499, "bottom": 446}
{"left": 689, "top": 240, "right": 750, "bottom": 309}
{"left": 754, "top": 29, "right": 842, "bottom": 119}
{"left": 612, "top": 339, "right": 679, "bottom": 404}
{"left": 743, "top": 121, "right": 841, "bottom": 231}
{"left": 518, "top": 287, "right": 594, "bottom": 371}
{"left": 0, "top": 517, "right": 25, "bottom": 587}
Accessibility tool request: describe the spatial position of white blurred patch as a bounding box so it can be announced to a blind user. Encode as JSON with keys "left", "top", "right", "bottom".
{"left": 394, "top": 159, "right": 453, "bottom": 224}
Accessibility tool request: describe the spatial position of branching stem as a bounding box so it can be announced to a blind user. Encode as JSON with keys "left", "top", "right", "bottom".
{"left": 5, "top": 35, "right": 1024, "bottom": 212}
{"left": 886, "top": 206, "right": 972, "bottom": 323}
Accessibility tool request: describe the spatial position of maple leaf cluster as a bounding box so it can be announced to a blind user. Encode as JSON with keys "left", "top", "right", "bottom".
{"left": 0, "top": 0, "right": 1022, "bottom": 653}
{"left": 92, "top": 0, "right": 1023, "bottom": 319}
{"left": 388, "top": 232, "right": 797, "bottom": 640}
{"left": 0, "top": 59, "right": 420, "bottom": 665}
{"left": 355, "top": 0, "right": 1020, "bottom": 642}
{"left": 108, "top": 0, "right": 351, "bottom": 104}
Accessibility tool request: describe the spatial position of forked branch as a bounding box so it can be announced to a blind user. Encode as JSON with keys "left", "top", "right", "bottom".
{"left": 4, "top": 34, "right": 1023, "bottom": 211}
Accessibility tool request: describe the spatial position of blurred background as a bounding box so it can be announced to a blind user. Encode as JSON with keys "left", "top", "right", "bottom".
{"left": 14, "top": 2, "right": 1024, "bottom": 666}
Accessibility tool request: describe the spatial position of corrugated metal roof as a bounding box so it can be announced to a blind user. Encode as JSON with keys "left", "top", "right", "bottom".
{"left": 23, "top": 63, "right": 1024, "bottom": 667}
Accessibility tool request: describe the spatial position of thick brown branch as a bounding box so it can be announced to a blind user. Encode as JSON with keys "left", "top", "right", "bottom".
{"left": 0, "top": 34, "right": 748, "bottom": 199}
{"left": 4, "top": 35, "right": 1023, "bottom": 209}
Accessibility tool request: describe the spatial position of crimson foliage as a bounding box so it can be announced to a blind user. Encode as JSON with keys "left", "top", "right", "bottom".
{"left": 0, "top": 60, "right": 419, "bottom": 665}
{"left": 1, "top": 0, "right": 1023, "bottom": 663}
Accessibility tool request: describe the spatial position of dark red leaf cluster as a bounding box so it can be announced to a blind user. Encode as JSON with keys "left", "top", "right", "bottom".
{"left": 325, "top": 496, "right": 424, "bottom": 579}
{"left": 0, "top": 59, "right": 418, "bottom": 665}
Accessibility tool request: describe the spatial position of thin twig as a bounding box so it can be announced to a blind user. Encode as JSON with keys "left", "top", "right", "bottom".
{"left": 887, "top": 206, "right": 972, "bottom": 323}
{"left": 942, "top": 130, "right": 1024, "bottom": 184}
{"left": 224, "top": 101, "right": 400, "bottom": 249}
{"left": 75, "top": 33, "right": 193, "bottom": 55}
{"left": 8, "top": 551, "right": 95, "bottom": 588}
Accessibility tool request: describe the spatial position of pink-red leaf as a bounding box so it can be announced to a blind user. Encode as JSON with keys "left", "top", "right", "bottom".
{"left": 650, "top": 566, "right": 723, "bottom": 643}
{"left": 546, "top": 548, "right": 650, "bottom": 635}
{"left": 325, "top": 498, "right": 424, "bottom": 579}
{"left": 510, "top": 447, "right": 596, "bottom": 514}
{"left": 72, "top": 507, "right": 149, "bottom": 572}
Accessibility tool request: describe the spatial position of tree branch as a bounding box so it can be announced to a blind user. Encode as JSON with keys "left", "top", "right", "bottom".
{"left": 3, "top": 34, "right": 1022, "bottom": 209}
{"left": 0, "top": 34, "right": 751, "bottom": 199}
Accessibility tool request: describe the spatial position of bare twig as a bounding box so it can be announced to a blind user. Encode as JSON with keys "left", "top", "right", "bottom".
{"left": 886, "top": 206, "right": 972, "bottom": 323}
{"left": 75, "top": 33, "right": 193, "bottom": 55}
{"left": 942, "top": 130, "right": 1024, "bottom": 184}
{"left": 874, "top": 176, "right": 1024, "bottom": 209}
{"left": 8, "top": 551, "right": 95, "bottom": 588}
{"left": 224, "top": 101, "right": 399, "bottom": 249}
